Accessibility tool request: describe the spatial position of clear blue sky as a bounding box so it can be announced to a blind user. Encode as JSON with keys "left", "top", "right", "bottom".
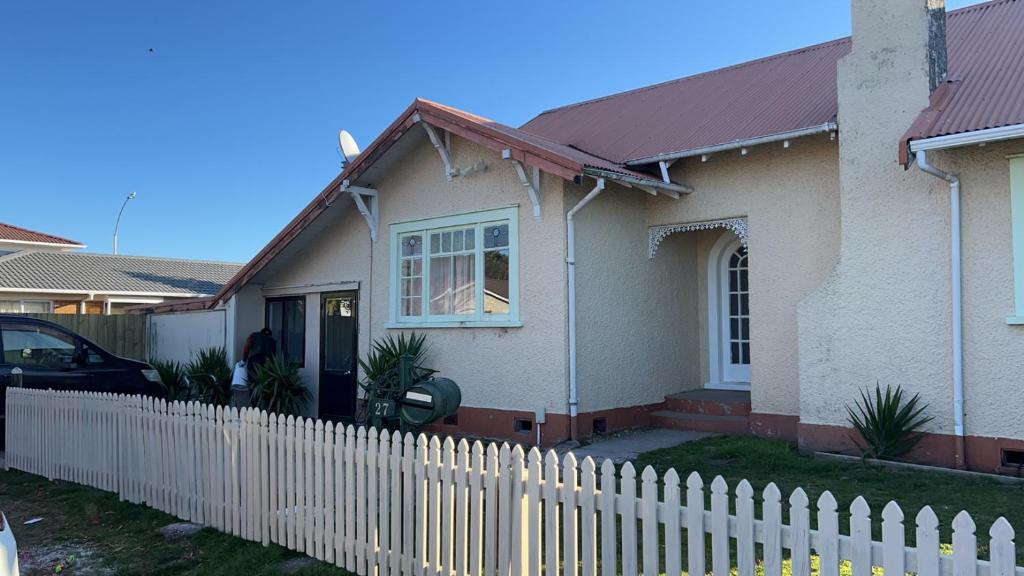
{"left": 1, "top": 0, "right": 977, "bottom": 263}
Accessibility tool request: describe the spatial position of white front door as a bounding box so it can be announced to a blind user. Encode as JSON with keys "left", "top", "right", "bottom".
{"left": 720, "top": 242, "right": 750, "bottom": 383}
{"left": 707, "top": 235, "right": 751, "bottom": 389}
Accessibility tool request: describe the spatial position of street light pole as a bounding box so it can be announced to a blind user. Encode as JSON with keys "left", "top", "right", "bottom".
{"left": 113, "top": 191, "right": 137, "bottom": 255}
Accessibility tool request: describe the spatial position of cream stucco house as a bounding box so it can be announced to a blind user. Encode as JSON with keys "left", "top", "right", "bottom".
{"left": 148, "top": 0, "right": 1024, "bottom": 473}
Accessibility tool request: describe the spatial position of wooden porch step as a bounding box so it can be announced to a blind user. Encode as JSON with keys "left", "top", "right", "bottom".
{"left": 650, "top": 410, "right": 750, "bottom": 435}
{"left": 663, "top": 389, "right": 751, "bottom": 417}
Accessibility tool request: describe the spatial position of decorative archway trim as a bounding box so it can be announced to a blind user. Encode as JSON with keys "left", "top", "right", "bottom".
{"left": 648, "top": 217, "right": 748, "bottom": 258}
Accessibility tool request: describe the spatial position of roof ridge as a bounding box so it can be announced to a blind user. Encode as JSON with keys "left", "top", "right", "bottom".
{"left": 527, "top": 37, "right": 852, "bottom": 120}
{"left": 27, "top": 250, "right": 244, "bottom": 267}
{"left": 0, "top": 222, "right": 84, "bottom": 246}
{"left": 524, "top": 0, "right": 1000, "bottom": 123}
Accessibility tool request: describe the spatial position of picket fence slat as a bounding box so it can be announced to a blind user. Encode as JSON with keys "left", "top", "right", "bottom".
{"left": 5, "top": 387, "right": 1024, "bottom": 576}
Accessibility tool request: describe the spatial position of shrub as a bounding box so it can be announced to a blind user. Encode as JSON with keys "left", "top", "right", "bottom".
{"left": 357, "top": 332, "right": 435, "bottom": 391}
{"left": 249, "top": 354, "right": 311, "bottom": 416}
{"left": 185, "top": 347, "right": 232, "bottom": 406}
{"left": 149, "top": 358, "right": 191, "bottom": 402}
{"left": 846, "top": 383, "right": 934, "bottom": 460}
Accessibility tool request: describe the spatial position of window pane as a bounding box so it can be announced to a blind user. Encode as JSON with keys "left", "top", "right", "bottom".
{"left": 430, "top": 233, "right": 441, "bottom": 254}
{"left": 731, "top": 342, "right": 740, "bottom": 365}
{"left": 484, "top": 224, "right": 509, "bottom": 249}
{"left": 266, "top": 298, "right": 304, "bottom": 366}
{"left": 284, "top": 299, "right": 305, "bottom": 364}
{"left": 401, "top": 278, "right": 422, "bottom": 298}
{"left": 0, "top": 301, "right": 21, "bottom": 313}
{"left": 453, "top": 254, "right": 476, "bottom": 315}
{"left": 442, "top": 231, "right": 452, "bottom": 252}
{"left": 484, "top": 249, "right": 510, "bottom": 315}
{"left": 22, "top": 301, "right": 51, "bottom": 313}
{"left": 453, "top": 230, "right": 464, "bottom": 252}
{"left": 402, "top": 297, "right": 421, "bottom": 317}
{"left": 401, "top": 234, "right": 422, "bottom": 257}
{"left": 401, "top": 259, "right": 422, "bottom": 277}
{"left": 464, "top": 228, "right": 475, "bottom": 249}
{"left": 430, "top": 256, "right": 453, "bottom": 315}
{"left": 2, "top": 324, "right": 77, "bottom": 368}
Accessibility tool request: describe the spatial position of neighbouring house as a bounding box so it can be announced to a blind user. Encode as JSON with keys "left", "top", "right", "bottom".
{"left": 144, "top": 0, "right": 1024, "bottom": 473}
{"left": 0, "top": 225, "right": 242, "bottom": 314}
{"left": 0, "top": 222, "right": 85, "bottom": 255}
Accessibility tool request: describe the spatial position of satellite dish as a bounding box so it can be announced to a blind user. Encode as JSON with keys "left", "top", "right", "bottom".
{"left": 338, "top": 130, "right": 360, "bottom": 165}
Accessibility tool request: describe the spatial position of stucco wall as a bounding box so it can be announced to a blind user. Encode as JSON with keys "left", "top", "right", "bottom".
{"left": 939, "top": 141, "right": 1024, "bottom": 440}
{"left": 149, "top": 309, "right": 226, "bottom": 364}
{"left": 365, "top": 135, "right": 570, "bottom": 417}
{"left": 798, "top": 0, "right": 955, "bottom": 433}
{"left": 258, "top": 200, "right": 372, "bottom": 416}
{"left": 649, "top": 139, "right": 841, "bottom": 417}
{"left": 572, "top": 181, "right": 702, "bottom": 413}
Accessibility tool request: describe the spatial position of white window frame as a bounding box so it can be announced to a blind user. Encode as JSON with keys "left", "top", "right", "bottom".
{"left": 387, "top": 206, "right": 521, "bottom": 328}
{"left": 0, "top": 299, "right": 53, "bottom": 313}
{"left": 1009, "top": 154, "right": 1024, "bottom": 324}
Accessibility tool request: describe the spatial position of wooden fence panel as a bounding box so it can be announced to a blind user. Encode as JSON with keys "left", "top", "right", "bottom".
{"left": 11, "top": 312, "right": 148, "bottom": 360}
{"left": 6, "top": 387, "right": 1024, "bottom": 576}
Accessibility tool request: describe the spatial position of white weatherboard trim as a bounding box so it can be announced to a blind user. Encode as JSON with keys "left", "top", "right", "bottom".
{"left": 706, "top": 233, "right": 750, "bottom": 390}
{"left": 1010, "top": 156, "right": 1024, "bottom": 324}
{"left": 909, "top": 123, "right": 1024, "bottom": 153}
{"left": 388, "top": 206, "right": 520, "bottom": 328}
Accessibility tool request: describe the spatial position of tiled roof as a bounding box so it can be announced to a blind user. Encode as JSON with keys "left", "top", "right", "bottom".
{"left": 0, "top": 251, "right": 242, "bottom": 296}
{"left": 0, "top": 222, "right": 84, "bottom": 248}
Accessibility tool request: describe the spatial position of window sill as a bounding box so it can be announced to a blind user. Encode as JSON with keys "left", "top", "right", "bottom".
{"left": 385, "top": 320, "right": 523, "bottom": 329}
{"left": 1007, "top": 316, "right": 1024, "bottom": 325}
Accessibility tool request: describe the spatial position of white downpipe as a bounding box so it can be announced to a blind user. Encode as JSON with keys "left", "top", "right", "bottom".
{"left": 916, "top": 150, "right": 965, "bottom": 465}
{"left": 566, "top": 177, "right": 606, "bottom": 440}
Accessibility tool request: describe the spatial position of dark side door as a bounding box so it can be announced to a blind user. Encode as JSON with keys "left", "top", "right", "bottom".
{"left": 319, "top": 291, "right": 358, "bottom": 422}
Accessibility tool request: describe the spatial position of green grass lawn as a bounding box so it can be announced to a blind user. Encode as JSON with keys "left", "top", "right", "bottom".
{"left": 0, "top": 469, "right": 352, "bottom": 576}
{"left": 635, "top": 436, "right": 1024, "bottom": 565}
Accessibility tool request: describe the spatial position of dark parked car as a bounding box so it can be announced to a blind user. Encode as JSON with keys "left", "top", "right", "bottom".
{"left": 0, "top": 315, "right": 163, "bottom": 446}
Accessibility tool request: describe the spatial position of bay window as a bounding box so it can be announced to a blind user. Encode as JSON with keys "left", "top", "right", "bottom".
{"left": 390, "top": 207, "right": 519, "bottom": 327}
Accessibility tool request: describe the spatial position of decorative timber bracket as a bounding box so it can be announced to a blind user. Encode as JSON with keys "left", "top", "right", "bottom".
{"left": 502, "top": 148, "right": 543, "bottom": 221}
{"left": 341, "top": 179, "right": 379, "bottom": 242}
{"left": 412, "top": 113, "right": 458, "bottom": 181}
{"left": 648, "top": 217, "right": 748, "bottom": 258}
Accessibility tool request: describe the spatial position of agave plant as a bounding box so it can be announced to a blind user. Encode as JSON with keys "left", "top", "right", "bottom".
{"left": 357, "top": 332, "right": 435, "bottom": 391}
{"left": 846, "top": 383, "right": 934, "bottom": 460}
{"left": 249, "top": 353, "right": 311, "bottom": 416}
{"left": 149, "top": 358, "right": 191, "bottom": 402}
{"left": 186, "top": 347, "right": 233, "bottom": 406}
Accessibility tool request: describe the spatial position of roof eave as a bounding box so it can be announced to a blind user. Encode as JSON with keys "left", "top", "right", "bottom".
{"left": 624, "top": 122, "right": 839, "bottom": 166}
{"left": 908, "top": 123, "right": 1024, "bottom": 153}
{"left": 581, "top": 167, "right": 693, "bottom": 195}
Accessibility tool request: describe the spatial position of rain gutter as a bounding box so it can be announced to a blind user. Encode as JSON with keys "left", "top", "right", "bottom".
{"left": 625, "top": 121, "right": 838, "bottom": 166}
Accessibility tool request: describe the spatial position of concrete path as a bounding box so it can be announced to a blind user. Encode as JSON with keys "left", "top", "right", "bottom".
{"left": 559, "top": 429, "right": 716, "bottom": 464}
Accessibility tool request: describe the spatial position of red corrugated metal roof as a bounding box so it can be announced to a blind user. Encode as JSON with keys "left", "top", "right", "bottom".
{"left": 523, "top": 0, "right": 1024, "bottom": 166}
{"left": 903, "top": 0, "right": 1024, "bottom": 145}
{"left": 0, "top": 222, "right": 84, "bottom": 248}
{"left": 521, "top": 38, "right": 849, "bottom": 165}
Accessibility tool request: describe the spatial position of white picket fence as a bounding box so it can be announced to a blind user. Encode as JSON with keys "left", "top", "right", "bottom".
{"left": 4, "top": 388, "right": 1022, "bottom": 576}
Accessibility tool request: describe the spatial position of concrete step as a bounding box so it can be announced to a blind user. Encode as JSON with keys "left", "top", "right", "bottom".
{"left": 663, "top": 390, "right": 751, "bottom": 417}
{"left": 650, "top": 410, "right": 750, "bottom": 435}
